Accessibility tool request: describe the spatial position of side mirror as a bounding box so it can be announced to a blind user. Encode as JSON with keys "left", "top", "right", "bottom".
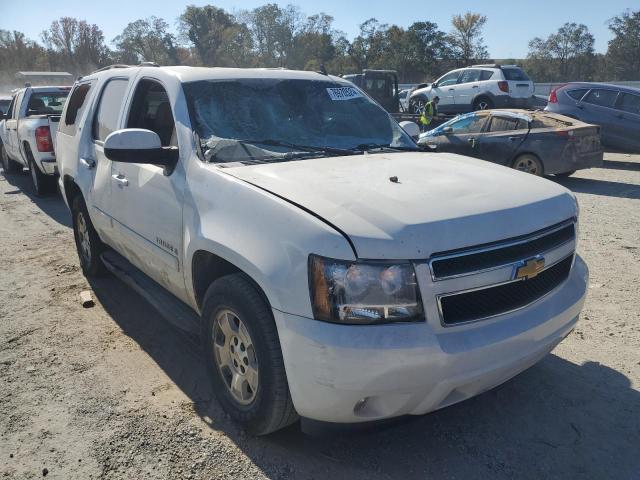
{"left": 442, "top": 126, "right": 453, "bottom": 135}
{"left": 399, "top": 121, "right": 420, "bottom": 140}
{"left": 104, "top": 128, "right": 177, "bottom": 166}
{"left": 431, "top": 82, "right": 438, "bottom": 88}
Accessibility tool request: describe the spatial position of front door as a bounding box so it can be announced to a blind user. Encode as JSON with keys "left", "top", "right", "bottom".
{"left": 4, "top": 93, "right": 21, "bottom": 161}
{"left": 108, "top": 78, "right": 185, "bottom": 298}
{"left": 431, "top": 71, "right": 461, "bottom": 114}
{"left": 454, "top": 69, "right": 482, "bottom": 110}
{"left": 476, "top": 115, "right": 527, "bottom": 166}
{"left": 424, "top": 113, "right": 488, "bottom": 157}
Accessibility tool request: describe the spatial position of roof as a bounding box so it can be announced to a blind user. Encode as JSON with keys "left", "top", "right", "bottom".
{"left": 561, "top": 82, "right": 640, "bottom": 93}
{"left": 84, "top": 65, "right": 346, "bottom": 85}
{"left": 16, "top": 71, "right": 73, "bottom": 78}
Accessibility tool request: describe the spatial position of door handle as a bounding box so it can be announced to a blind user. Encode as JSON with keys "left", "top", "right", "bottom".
{"left": 472, "top": 85, "right": 479, "bottom": 88}
{"left": 80, "top": 157, "right": 95, "bottom": 169}
{"left": 468, "top": 138, "right": 477, "bottom": 147}
{"left": 448, "top": 88, "right": 455, "bottom": 91}
{"left": 577, "top": 104, "right": 584, "bottom": 110}
{"left": 508, "top": 136, "right": 519, "bottom": 141}
{"left": 112, "top": 173, "right": 129, "bottom": 187}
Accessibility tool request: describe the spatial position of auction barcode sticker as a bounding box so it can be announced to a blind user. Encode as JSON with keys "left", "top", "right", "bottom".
{"left": 326, "top": 87, "right": 362, "bottom": 101}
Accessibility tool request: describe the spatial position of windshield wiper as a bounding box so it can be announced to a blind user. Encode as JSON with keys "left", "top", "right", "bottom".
{"left": 236, "top": 138, "right": 358, "bottom": 157}
{"left": 351, "top": 143, "right": 419, "bottom": 152}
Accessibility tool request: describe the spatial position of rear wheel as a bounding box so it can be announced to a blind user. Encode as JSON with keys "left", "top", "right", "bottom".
{"left": 513, "top": 154, "right": 544, "bottom": 176}
{"left": 473, "top": 96, "right": 493, "bottom": 111}
{"left": 71, "top": 195, "right": 107, "bottom": 276}
{"left": 25, "top": 145, "right": 54, "bottom": 196}
{"left": 202, "top": 274, "right": 297, "bottom": 435}
{"left": 1, "top": 145, "right": 22, "bottom": 174}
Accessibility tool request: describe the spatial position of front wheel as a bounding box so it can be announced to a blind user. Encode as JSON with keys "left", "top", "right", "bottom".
{"left": 410, "top": 98, "right": 427, "bottom": 115}
{"left": 202, "top": 273, "right": 297, "bottom": 435}
{"left": 513, "top": 154, "right": 544, "bottom": 176}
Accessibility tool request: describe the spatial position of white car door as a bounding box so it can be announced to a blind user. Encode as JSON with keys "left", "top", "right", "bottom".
{"left": 431, "top": 71, "right": 461, "bottom": 113}
{"left": 454, "top": 69, "right": 482, "bottom": 111}
{"left": 107, "top": 77, "right": 186, "bottom": 299}
{"left": 5, "top": 92, "right": 22, "bottom": 161}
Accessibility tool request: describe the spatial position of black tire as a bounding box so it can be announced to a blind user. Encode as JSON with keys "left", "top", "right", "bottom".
{"left": 71, "top": 194, "right": 107, "bottom": 276}
{"left": 555, "top": 170, "right": 576, "bottom": 178}
{"left": 512, "top": 153, "right": 544, "bottom": 176}
{"left": 1, "top": 144, "right": 22, "bottom": 174}
{"left": 202, "top": 273, "right": 297, "bottom": 435}
{"left": 25, "top": 144, "right": 54, "bottom": 196}
{"left": 473, "top": 96, "right": 494, "bottom": 111}
{"left": 409, "top": 97, "right": 427, "bottom": 115}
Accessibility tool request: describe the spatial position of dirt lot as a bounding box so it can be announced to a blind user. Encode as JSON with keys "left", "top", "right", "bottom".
{"left": 1, "top": 153, "right": 639, "bottom": 480}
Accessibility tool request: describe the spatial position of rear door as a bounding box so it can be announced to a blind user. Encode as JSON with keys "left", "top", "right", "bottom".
{"left": 476, "top": 114, "right": 527, "bottom": 166}
{"left": 454, "top": 69, "right": 482, "bottom": 110}
{"left": 613, "top": 91, "right": 640, "bottom": 151}
{"left": 5, "top": 92, "right": 23, "bottom": 161}
{"left": 89, "top": 77, "right": 131, "bottom": 245}
{"left": 577, "top": 88, "right": 620, "bottom": 146}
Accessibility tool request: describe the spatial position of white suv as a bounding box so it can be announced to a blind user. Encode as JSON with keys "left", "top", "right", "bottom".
{"left": 408, "top": 64, "right": 534, "bottom": 114}
{"left": 56, "top": 65, "right": 586, "bottom": 435}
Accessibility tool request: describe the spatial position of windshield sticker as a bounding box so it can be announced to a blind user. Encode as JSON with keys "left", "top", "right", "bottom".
{"left": 326, "top": 87, "right": 362, "bottom": 101}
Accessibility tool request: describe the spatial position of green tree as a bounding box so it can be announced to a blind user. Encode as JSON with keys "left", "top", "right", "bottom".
{"left": 178, "top": 5, "right": 238, "bottom": 66}
{"left": 526, "top": 22, "right": 595, "bottom": 81}
{"left": 41, "top": 17, "right": 109, "bottom": 74}
{"left": 113, "top": 17, "right": 178, "bottom": 65}
{"left": 606, "top": 9, "right": 640, "bottom": 80}
{"left": 449, "top": 12, "right": 488, "bottom": 66}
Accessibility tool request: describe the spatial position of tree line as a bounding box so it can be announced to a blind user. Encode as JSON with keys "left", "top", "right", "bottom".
{"left": 0, "top": 4, "right": 638, "bottom": 87}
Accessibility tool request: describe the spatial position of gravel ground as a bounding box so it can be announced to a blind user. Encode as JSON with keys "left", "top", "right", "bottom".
{"left": 1, "top": 153, "right": 638, "bottom": 480}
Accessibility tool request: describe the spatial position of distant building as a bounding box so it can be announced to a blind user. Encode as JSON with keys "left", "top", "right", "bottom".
{"left": 15, "top": 71, "right": 74, "bottom": 86}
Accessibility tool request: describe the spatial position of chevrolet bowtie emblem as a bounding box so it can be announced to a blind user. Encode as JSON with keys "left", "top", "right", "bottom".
{"left": 515, "top": 256, "right": 546, "bottom": 280}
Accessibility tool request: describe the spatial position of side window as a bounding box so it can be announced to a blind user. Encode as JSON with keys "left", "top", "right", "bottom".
{"left": 567, "top": 88, "right": 588, "bottom": 101}
{"left": 126, "top": 79, "right": 177, "bottom": 147}
{"left": 6, "top": 97, "right": 16, "bottom": 119}
{"left": 93, "top": 78, "right": 129, "bottom": 142}
{"left": 458, "top": 69, "right": 481, "bottom": 84}
{"left": 583, "top": 89, "right": 618, "bottom": 108}
{"left": 488, "top": 116, "right": 519, "bottom": 132}
{"left": 448, "top": 115, "right": 486, "bottom": 134}
{"left": 438, "top": 71, "right": 460, "bottom": 87}
{"left": 60, "top": 82, "right": 93, "bottom": 136}
{"left": 480, "top": 70, "right": 494, "bottom": 81}
{"left": 616, "top": 93, "right": 640, "bottom": 115}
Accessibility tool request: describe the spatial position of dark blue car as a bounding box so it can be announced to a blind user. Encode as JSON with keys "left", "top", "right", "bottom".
{"left": 545, "top": 82, "right": 640, "bottom": 152}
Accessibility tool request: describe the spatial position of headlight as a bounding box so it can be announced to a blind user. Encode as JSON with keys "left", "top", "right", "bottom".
{"left": 308, "top": 255, "right": 424, "bottom": 324}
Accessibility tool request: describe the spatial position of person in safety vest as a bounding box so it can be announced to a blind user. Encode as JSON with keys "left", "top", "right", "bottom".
{"left": 419, "top": 96, "right": 439, "bottom": 132}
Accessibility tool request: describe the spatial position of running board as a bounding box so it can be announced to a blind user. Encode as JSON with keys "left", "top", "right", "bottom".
{"left": 100, "top": 250, "right": 201, "bottom": 336}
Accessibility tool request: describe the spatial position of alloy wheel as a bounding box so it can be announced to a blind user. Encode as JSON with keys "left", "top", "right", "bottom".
{"left": 514, "top": 156, "right": 541, "bottom": 175}
{"left": 213, "top": 309, "right": 259, "bottom": 405}
{"left": 76, "top": 211, "right": 92, "bottom": 265}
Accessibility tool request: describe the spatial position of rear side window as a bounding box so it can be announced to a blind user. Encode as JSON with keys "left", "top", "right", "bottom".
{"left": 458, "top": 69, "right": 481, "bottom": 84}
{"left": 566, "top": 88, "right": 588, "bottom": 101}
{"left": 480, "top": 70, "right": 494, "bottom": 81}
{"left": 488, "top": 116, "right": 519, "bottom": 132}
{"left": 616, "top": 93, "right": 640, "bottom": 115}
{"left": 583, "top": 89, "right": 618, "bottom": 108}
{"left": 93, "top": 78, "right": 129, "bottom": 142}
{"left": 60, "top": 83, "right": 93, "bottom": 136}
{"left": 502, "top": 68, "right": 530, "bottom": 81}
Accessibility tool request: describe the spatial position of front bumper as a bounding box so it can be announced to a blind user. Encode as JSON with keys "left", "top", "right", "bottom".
{"left": 274, "top": 255, "right": 588, "bottom": 423}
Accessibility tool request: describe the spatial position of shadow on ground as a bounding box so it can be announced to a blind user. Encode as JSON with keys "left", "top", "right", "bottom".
{"left": 89, "top": 274, "right": 640, "bottom": 480}
{"left": 1, "top": 169, "right": 71, "bottom": 227}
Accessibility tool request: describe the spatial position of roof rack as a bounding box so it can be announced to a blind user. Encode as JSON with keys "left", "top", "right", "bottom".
{"left": 90, "top": 62, "right": 160, "bottom": 75}
{"left": 472, "top": 63, "right": 501, "bottom": 68}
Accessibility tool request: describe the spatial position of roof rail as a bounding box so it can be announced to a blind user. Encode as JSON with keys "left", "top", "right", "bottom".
{"left": 139, "top": 61, "right": 159, "bottom": 67}
{"left": 471, "top": 63, "right": 501, "bottom": 68}
{"left": 92, "top": 64, "right": 131, "bottom": 74}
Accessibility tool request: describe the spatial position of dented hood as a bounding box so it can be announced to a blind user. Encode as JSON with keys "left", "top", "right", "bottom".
{"left": 224, "top": 152, "right": 577, "bottom": 259}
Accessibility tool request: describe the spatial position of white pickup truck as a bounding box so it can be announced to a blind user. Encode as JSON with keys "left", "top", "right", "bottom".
{"left": 0, "top": 86, "right": 71, "bottom": 195}
{"left": 56, "top": 65, "right": 588, "bottom": 435}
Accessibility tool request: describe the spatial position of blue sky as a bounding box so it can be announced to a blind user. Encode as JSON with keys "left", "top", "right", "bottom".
{"left": 0, "top": 0, "right": 632, "bottom": 58}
